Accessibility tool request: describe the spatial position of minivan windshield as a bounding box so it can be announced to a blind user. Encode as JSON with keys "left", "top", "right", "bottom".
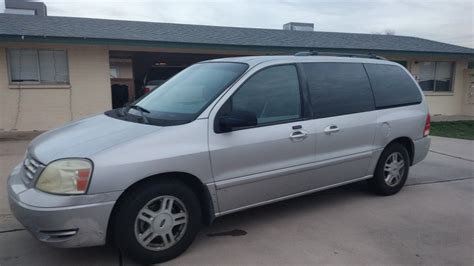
{"left": 108, "top": 62, "right": 248, "bottom": 126}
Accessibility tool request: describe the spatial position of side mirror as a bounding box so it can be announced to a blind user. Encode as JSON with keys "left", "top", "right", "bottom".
{"left": 219, "top": 110, "right": 257, "bottom": 132}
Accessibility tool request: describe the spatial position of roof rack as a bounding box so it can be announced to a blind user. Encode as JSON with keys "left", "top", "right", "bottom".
{"left": 294, "top": 51, "right": 387, "bottom": 60}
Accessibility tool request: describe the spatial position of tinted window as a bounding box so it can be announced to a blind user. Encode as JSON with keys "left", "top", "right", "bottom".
{"left": 364, "top": 64, "right": 422, "bottom": 108}
{"left": 231, "top": 65, "right": 302, "bottom": 125}
{"left": 303, "top": 63, "right": 374, "bottom": 118}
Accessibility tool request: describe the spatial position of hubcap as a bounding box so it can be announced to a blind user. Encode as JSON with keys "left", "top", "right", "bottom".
{"left": 383, "top": 152, "right": 405, "bottom": 187}
{"left": 134, "top": 196, "right": 188, "bottom": 251}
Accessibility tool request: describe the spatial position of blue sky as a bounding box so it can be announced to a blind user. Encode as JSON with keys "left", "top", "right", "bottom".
{"left": 2, "top": 0, "right": 473, "bottom": 47}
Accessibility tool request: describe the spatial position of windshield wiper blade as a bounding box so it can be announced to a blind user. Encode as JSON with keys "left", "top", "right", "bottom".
{"left": 130, "top": 105, "right": 150, "bottom": 113}
{"left": 129, "top": 105, "right": 150, "bottom": 124}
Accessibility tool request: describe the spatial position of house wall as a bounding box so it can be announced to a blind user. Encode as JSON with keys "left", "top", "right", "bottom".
{"left": 461, "top": 69, "right": 474, "bottom": 116}
{"left": 0, "top": 42, "right": 111, "bottom": 131}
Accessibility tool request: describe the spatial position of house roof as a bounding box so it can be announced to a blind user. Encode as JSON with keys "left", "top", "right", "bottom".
{"left": 0, "top": 14, "right": 472, "bottom": 55}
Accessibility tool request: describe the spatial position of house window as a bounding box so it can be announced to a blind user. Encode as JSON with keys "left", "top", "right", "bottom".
{"left": 418, "top": 61, "right": 454, "bottom": 92}
{"left": 7, "top": 48, "right": 69, "bottom": 84}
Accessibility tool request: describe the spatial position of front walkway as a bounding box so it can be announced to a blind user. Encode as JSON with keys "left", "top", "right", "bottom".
{"left": 429, "top": 136, "right": 474, "bottom": 161}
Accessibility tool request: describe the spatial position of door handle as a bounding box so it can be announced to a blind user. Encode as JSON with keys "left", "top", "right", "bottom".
{"left": 324, "top": 125, "right": 340, "bottom": 134}
{"left": 289, "top": 130, "right": 308, "bottom": 141}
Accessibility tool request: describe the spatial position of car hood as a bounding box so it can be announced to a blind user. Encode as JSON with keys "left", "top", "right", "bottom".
{"left": 29, "top": 114, "right": 161, "bottom": 164}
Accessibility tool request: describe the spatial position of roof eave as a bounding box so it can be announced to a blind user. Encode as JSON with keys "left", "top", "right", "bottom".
{"left": 1, "top": 35, "right": 473, "bottom": 58}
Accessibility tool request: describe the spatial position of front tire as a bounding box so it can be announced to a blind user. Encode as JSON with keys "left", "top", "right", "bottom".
{"left": 369, "top": 143, "right": 410, "bottom": 196}
{"left": 113, "top": 179, "right": 201, "bottom": 264}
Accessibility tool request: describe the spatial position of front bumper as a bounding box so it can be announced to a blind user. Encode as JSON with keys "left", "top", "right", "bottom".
{"left": 7, "top": 164, "right": 120, "bottom": 248}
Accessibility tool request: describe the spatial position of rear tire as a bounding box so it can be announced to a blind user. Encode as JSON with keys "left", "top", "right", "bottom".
{"left": 368, "top": 143, "right": 410, "bottom": 196}
{"left": 113, "top": 179, "right": 201, "bottom": 264}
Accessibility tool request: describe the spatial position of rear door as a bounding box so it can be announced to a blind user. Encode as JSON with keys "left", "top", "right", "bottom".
{"left": 302, "top": 62, "right": 378, "bottom": 186}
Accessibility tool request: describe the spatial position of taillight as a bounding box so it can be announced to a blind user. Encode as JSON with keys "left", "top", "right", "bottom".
{"left": 143, "top": 87, "right": 150, "bottom": 94}
{"left": 423, "top": 114, "right": 431, "bottom": 137}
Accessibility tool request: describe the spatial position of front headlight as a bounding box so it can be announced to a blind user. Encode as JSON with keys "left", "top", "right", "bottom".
{"left": 36, "top": 159, "right": 93, "bottom": 195}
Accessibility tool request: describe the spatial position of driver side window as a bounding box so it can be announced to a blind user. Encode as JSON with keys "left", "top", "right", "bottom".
{"left": 231, "top": 65, "right": 302, "bottom": 125}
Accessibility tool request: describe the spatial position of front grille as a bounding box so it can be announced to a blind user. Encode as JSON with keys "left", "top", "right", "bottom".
{"left": 22, "top": 154, "right": 44, "bottom": 185}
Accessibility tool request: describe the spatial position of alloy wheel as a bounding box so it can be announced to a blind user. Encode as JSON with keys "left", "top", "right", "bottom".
{"left": 383, "top": 152, "right": 405, "bottom": 187}
{"left": 134, "top": 196, "right": 188, "bottom": 251}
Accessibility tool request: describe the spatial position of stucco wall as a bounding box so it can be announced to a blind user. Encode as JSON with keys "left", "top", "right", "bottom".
{"left": 461, "top": 69, "right": 474, "bottom": 116}
{"left": 0, "top": 43, "right": 111, "bottom": 131}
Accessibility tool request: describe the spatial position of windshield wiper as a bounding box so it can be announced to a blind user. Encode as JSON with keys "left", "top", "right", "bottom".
{"left": 122, "top": 104, "right": 150, "bottom": 124}
{"left": 130, "top": 105, "right": 150, "bottom": 114}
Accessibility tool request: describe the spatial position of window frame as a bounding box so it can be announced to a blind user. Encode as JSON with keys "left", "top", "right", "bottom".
{"left": 417, "top": 61, "right": 455, "bottom": 92}
{"left": 6, "top": 48, "right": 70, "bottom": 86}
{"left": 214, "top": 63, "right": 312, "bottom": 133}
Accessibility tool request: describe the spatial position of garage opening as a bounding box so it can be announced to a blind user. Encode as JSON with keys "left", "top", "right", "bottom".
{"left": 109, "top": 51, "right": 239, "bottom": 108}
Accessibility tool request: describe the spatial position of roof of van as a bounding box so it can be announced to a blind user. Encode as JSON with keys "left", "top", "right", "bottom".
{"left": 0, "top": 14, "right": 472, "bottom": 56}
{"left": 206, "top": 55, "right": 399, "bottom": 67}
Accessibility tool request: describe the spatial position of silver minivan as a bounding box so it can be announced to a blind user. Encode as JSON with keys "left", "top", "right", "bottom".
{"left": 7, "top": 54, "right": 431, "bottom": 264}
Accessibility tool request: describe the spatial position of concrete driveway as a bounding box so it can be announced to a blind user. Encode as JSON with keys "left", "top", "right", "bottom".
{"left": 0, "top": 136, "right": 473, "bottom": 265}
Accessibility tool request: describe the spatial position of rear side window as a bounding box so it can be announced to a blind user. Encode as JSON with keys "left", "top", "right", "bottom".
{"left": 303, "top": 63, "right": 374, "bottom": 118}
{"left": 364, "top": 64, "right": 422, "bottom": 108}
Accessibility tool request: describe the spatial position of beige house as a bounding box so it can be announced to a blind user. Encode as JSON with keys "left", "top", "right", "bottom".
{"left": 0, "top": 14, "right": 473, "bottom": 132}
